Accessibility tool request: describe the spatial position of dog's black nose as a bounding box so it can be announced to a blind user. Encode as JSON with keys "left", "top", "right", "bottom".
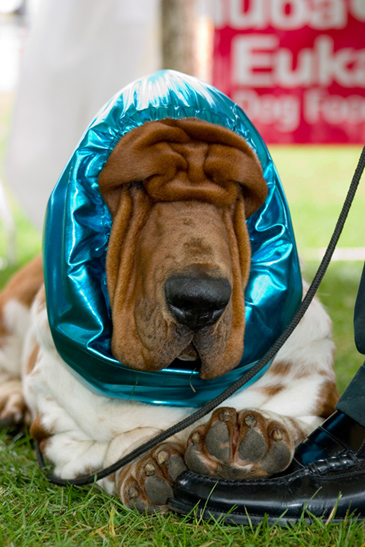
{"left": 164, "top": 275, "right": 232, "bottom": 330}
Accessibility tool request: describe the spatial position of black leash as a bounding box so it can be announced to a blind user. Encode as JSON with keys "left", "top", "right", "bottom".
{"left": 36, "top": 145, "right": 365, "bottom": 486}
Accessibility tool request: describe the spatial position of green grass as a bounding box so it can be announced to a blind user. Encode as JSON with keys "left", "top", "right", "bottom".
{"left": 1, "top": 145, "right": 365, "bottom": 545}
{"left": 1, "top": 426, "right": 364, "bottom": 547}
{"left": 271, "top": 145, "right": 365, "bottom": 251}
{"left": 1, "top": 428, "right": 365, "bottom": 547}
{"left": 1, "top": 431, "right": 364, "bottom": 546}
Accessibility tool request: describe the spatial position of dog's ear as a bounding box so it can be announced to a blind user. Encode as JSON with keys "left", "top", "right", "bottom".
{"left": 98, "top": 118, "right": 267, "bottom": 218}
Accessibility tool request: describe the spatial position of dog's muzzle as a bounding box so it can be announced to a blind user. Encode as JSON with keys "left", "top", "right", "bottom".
{"left": 164, "top": 275, "right": 232, "bottom": 330}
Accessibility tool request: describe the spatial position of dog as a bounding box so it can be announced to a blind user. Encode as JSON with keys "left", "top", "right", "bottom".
{"left": 0, "top": 74, "right": 338, "bottom": 513}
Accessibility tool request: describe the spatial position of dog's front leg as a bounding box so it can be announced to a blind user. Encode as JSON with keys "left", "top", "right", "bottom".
{"left": 101, "top": 432, "right": 188, "bottom": 512}
{"left": 32, "top": 410, "right": 189, "bottom": 513}
{"left": 33, "top": 416, "right": 188, "bottom": 512}
{"left": 184, "top": 408, "right": 313, "bottom": 480}
{"left": 26, "top": 343, "right": 193, "bottom": 512}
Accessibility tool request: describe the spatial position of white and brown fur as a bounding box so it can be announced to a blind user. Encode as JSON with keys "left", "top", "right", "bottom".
{"left": 0, "top": 118, "right": 338, "bottom": 512}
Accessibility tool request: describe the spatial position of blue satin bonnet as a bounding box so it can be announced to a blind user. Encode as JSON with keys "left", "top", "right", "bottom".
{"left": 43, "top": 70, "right": 302, "bottom": 407}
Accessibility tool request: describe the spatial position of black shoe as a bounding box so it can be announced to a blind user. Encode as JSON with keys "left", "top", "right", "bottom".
{"left": 169, "top": 411, "right": 365, "bottom": 525}
{"left": 294, "top": 410, "right": 365, "bottom": 466}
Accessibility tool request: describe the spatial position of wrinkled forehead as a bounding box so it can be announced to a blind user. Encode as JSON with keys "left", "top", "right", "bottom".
{"left": 97, "top": 118, "right": 267, "bottom": 215}
{"left": 113, "top": 117, "right": 259, "bottom": 151}
{"left": 98, "top": 117, "right": 261, "bottom": 178}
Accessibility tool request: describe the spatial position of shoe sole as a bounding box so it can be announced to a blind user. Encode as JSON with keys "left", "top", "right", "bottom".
{"left": 168, "top": 497, "right": 365, "bottom": 526}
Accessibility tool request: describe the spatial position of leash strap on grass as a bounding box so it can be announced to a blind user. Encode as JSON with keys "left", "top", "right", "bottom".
{"left": 35, "top": 145, "right": 365, "bottom": 487}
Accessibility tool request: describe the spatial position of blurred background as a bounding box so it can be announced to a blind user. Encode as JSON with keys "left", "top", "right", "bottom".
{"left": 0, "top": 0, "right": 364, "bottom": 392}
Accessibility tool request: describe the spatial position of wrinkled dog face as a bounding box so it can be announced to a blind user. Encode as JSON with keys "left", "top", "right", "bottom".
{"left": 98, "top": 118, "right": 267, "bottom": 379}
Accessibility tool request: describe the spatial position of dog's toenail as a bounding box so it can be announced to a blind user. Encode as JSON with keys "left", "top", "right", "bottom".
{"left": 220, "top": 409, "right": 232, "bottom": 422}
{"left": 244, "top": 415, "right": 256, "bottom": 428}
{"left": 272, "top": 429, "right": 283, "bottom": 441}
{"left": 129, "top": 486, "right": 139, "bottom": 499}
{"left": 191, "top": 432, "right": 200, "bottom": 444}
{"left": 157, "top": 450, "right": 168, "bottom": 465}
{"left": 145, "top": 463, "right": 155, "bottom": 476}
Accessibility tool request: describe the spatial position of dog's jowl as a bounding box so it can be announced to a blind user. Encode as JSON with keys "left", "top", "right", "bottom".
{"left": 0, "top": 71, "right": 338, "bottom": 513}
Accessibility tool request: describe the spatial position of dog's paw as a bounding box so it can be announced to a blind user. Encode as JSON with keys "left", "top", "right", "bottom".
{"left": 185, "top": 407, "right": 295, "bottom": 480}
{"left": 0, "top": 378, "right": 27, "bottom": 427}
{"left": 118, "top": 442, "right": 187, "bottom": 513}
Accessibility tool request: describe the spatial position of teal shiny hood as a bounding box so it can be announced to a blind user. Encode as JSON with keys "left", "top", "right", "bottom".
{"left": 43, "top": 70, "right": 302, "bottom": 407}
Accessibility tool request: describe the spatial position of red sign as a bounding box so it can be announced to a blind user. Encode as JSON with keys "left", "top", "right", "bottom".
{"left": 212, "top": 0, "right": 365, "bottom": 143}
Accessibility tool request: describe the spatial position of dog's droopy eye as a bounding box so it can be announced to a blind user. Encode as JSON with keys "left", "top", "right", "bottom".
{"left": 126, "top": 181, "right": 144, "bottom": 192}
